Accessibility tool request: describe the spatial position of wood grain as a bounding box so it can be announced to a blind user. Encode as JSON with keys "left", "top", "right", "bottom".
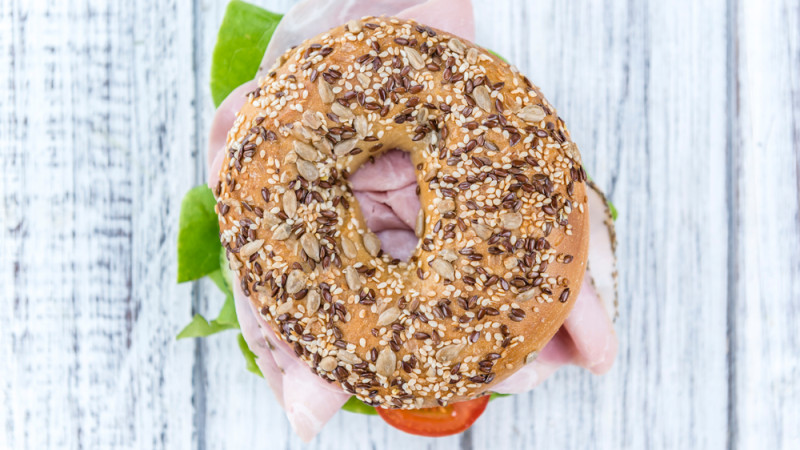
{"left": 470, "top": 1, "right": 731, "bottom": 448}
{"left": 731, "top": 0, "right": 800, "bottom": 448}
{"left": 1, "top": 0, "right": 197, "bottom": 448}
{"left": 1, "top": 0, "right": 798, "bottom": 448}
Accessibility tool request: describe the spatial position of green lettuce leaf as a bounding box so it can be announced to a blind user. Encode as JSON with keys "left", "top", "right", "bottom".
{"left": 608, "top": 200, "right": 618, "bottom": 221}
{"left": 176, "top": 293, "right": 238, "bottom": 339}
{"left": 210, "top": 0, "right": 283, "bottom": 106}
{"left": 488, "top": 49, "right": 507, "bottom": 62}
{"left": 238, "top": 333, "right": 264, "bottom": 377}
{"left": 341, "top": 396, "right": 378, "bottom": 415}
{"left": 177, "top": 185, "right": 222, "bottom": 282}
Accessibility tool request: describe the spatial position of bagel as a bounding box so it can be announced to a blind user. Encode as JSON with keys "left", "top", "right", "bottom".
{"left": 213, "top": 16, "right": 589, "bottom": 409}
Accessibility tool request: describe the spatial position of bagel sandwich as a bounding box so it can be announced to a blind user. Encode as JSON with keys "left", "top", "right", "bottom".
{"left": 176, "top": 0, "right": 619, "bottom": 441}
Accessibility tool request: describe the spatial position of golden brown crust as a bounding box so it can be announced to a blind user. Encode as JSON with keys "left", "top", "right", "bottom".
{"left": 213, "top": 16, "right": 589, "bottom": 408}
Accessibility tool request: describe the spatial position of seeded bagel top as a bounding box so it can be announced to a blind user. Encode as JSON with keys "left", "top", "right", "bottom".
{"left": 214, "top": 16, "right": 589, "bottom": 408}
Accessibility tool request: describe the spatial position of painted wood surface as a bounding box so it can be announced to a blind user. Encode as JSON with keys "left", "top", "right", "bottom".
{"left": 1, "top": 0, "right": 797, "bottom": 449}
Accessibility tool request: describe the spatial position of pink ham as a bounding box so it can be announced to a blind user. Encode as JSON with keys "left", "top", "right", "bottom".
{"left": 353, "top": 183, "right": 420, "bottom": 231}
{"left": 207, "top": 80, "right": 259, "bottom": 189}
{"left": 257, "top": 0, "right": 478, "bottom": 79}
{"left": 491, "top": 276, "right": 618, "bottom": 394}
{"left": 233, "top": 282, "right": 350, "bottom": 442}
{"left": 396, "top": 0, "right": 475, "bottom": 41}
{"left": 349, "top": 149, "right": 416, "bottom": 191}
{"left": 376, "top": 229, "right": 418, "bottom": 262}
{"left": 562, "top": 276, "right": 618, "bottom": 374}
{"left": 233, "top": 280, "right": 285, "bottom": 407}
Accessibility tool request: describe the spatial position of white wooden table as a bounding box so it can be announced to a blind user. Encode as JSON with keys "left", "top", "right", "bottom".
{"left": 2, "top": 0, "right": 798, "bottom": 448}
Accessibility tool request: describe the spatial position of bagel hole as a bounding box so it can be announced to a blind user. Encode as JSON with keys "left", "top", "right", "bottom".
{"left": 350, "top": 149, "right": 421, "bottom": 262}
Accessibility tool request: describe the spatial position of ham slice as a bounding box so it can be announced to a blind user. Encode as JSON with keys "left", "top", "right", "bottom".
{"left": 257, "top": 0, "right": 475, "bottom": 79}
{"left": 492, "top": 276, "right": 618, "bottom": 394}
{"left": 207, "top": 80, "right": 258, "bottom": 189}
{"left": 207, "top": 0, "right": 616, "bottom": 441}
{"left": 233, "top": 282, "right": 350, "bottom": 442}
{"left": 396, "top": 0, "right": 475, "bottom": 41}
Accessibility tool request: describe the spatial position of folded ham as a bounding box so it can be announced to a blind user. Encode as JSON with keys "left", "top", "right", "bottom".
{"left": 207, "top": 0, "right": 616, "bottom": 441}
{"left": 257, "top": 0, "right": 475, "bottom": 78}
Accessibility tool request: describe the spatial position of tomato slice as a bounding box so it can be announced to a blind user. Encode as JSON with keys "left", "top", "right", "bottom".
{"left": 376, "top": 396, "right": 490, "bottom": 437}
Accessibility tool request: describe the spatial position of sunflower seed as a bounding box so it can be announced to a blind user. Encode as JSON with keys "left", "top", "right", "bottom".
{"left": 262, "top": 212, "right": 281, "bottom": 226}
{"left": 273, "top": 223, "right": 292, "bottom": 240}
{"left": 296, "top": 159, "right": 319, "bottom": 181}
{"left": 424, "top": 168, "right": 438, "bottom": 182}
{"left": 314, "top": 139, "right": 333, "bottom": 156}
{"left": 504, "top": 256, "right": 518, "bottom": 269}
{"left": 331, "top": 102, "right": 355, "bottom": 121}
{"left": 285, "top": 270, "right": 306, "bottom": 294}
{"left": 282, "top": 191, "right": 298, "bottom": 217}
{"left": 319, "top": 356, "right": 337, "bottom": 371}
{"left": 354, "top": 115, "right": 368, "bottom": 138}
{"left": 346, "top": 19, "right": 362, "bottom": 33}
{"left": 276, "top": 297, "right": 294, "bottom": 315}
{"left": 338, "top": 351, "right": 361, "bottom": 365}
{"left": 426, "top": 364, "right": 436, "bottom": 378}
{"left": 525, "top": 351, "right": 539, "bottom": 364}
{"left": 356, "top": 73, "right": 371, "bottom": 89}
{"left": 430, "top": 258, "right": 455, "bottom": 281}
{"left": 500, "top": 212, "right": 522, "bottom": 229}
{"left": 376, "top": 348, "right": 396, "bottom": 377}
{"left": 283, "top": 150, "right": 298, "bottom": 165}
{"left": 318, "top": 80, "right": 334, "bottom": 104}
{"left": 405, "top": 47, "right": 425, "bottom": 70}
{"left": 435, "top": 343, "right": 465, "bottom": 363}
{"left": 306, "top": 289, "right": 321, "bottom": 313}
{"left": 439, "top": 248, "right": 458, "bottom": 262}
{"left": 473, "top": 85, "right": 492, "bottom": 112}
{"left": 437, "top": 198, "right": 455, "bottom": 213}
{"left": 466, "top": 47, "right": 479, "bottom": 65}
{"left": 344, "top": 266, "right": 361, "bottom": 290}
{"left": 227, "top": 255, "right": 242, "bottom": 271}
{"left": 239, "top": 239, "right": 264, "bottom": 258}
{"left": 290, "top": 123, "right": 314, "bottom": 142}
{"left": 294, "top": 141, "right": 319, "bottom": 161}
{"left": 377, "top": 307, "right": 401, "bottom": 327}
{"left": 301, "top": 232, "right": 321, "bottom": 261}
{"left": 516, "top": 290, "right": 536, "bottom": 302}
{"left": 415, "top": 209, "right": 425, "bottom": 237}
{"left": 302, "top": 110, "right": 322, "bottom": 129}
{"left": 416, "top": 106, "right": 429, "bottom": 124}
{"left": 447, "top": 38, "right": 466, "bottom": 55}
{"left": 333, "top": 138, "right": 357, "bottom": 156}
{"left": 518, "top": 104, "right": 546, "bottom": 123}
{"left": 473, "top": 222, "right": 493, "bottom": 240}
{"left": 341, "top": 236, "right": 357, "bottom": 259}
{"left": 363, "top": 232, "right": 381, "bottom": 257}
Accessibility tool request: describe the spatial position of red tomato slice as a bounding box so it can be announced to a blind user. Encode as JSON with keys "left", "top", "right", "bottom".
{"left": 376, "top": 395, "right": 490, "bottom": 437}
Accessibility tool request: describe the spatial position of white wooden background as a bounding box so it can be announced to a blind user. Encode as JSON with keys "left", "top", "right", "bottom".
{"left": 1, "top": 0, "right": 798, "bottom": 448}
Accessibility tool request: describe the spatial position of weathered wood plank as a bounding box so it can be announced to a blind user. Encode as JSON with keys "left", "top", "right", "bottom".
{"left": 0, "top": 0, "right": 198, "bottom": 448}
{"left": 731, "top": 0, "right": 800, "bottom": 448}
{"left": 191, "top": 1, "right": 297, "bottom": 449}
{"left": 469, "top": 0, "right": 731, "bottom": 448}
{"left": 4, "top": 0, "right": 799, "bottom": 448}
